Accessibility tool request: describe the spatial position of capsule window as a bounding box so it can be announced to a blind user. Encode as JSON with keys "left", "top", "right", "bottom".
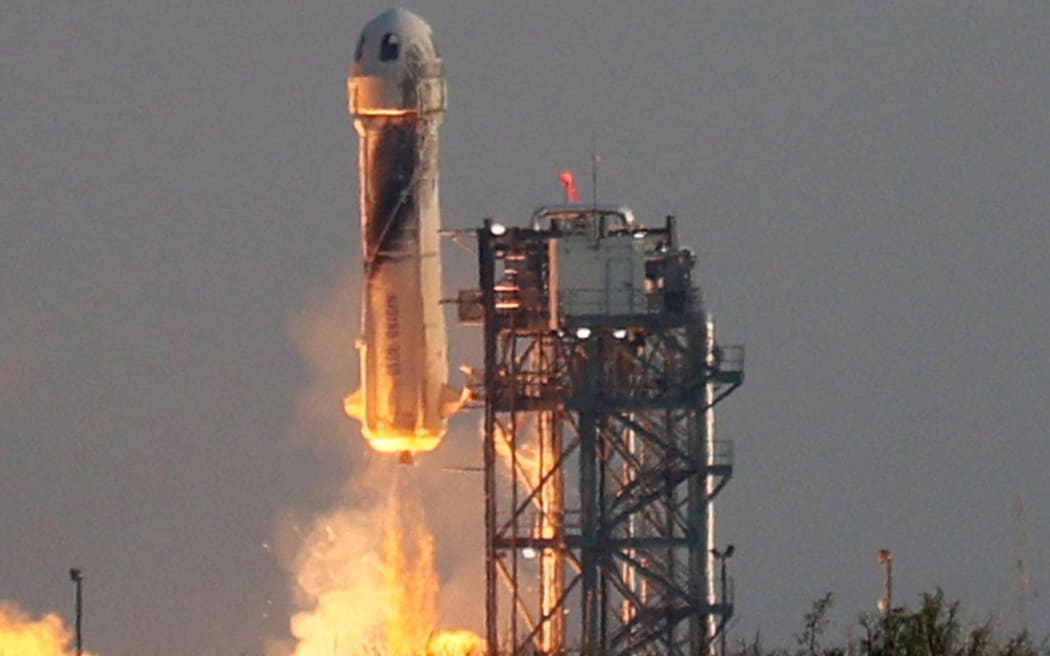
{"left": 353, "top": 34, "right": 365, "bottom": 61}
{"left": 379, "top": 33, "right": 400, "bottom": 61}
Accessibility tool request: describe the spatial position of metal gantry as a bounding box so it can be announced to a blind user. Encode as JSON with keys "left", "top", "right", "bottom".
{"left": 462, "top": 205, "right": 743, "bottom": 655}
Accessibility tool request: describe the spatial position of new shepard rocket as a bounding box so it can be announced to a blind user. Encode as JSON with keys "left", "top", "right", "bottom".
{"left": 344, "top": 9, "right": 462, "bottom": 461}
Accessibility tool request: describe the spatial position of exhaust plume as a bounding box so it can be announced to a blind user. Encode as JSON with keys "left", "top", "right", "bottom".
{"left": 0, "top": 601, "right": 92, "bottom": 656}
{"left": 280, "top": 270, "right": 483, "bottom": 656}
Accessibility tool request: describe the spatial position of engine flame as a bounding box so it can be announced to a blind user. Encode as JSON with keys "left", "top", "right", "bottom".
{"left": 381, "top": 489, "right": 438, "bottom": 656}
{"left": 0, "top": 601, "right": 92, "bottom": 656}
{"left": 285, "top": 463, "right": 483, "bottom": 656}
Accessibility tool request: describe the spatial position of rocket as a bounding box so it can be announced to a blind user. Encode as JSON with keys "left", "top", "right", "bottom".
{"left": 343, "top": 9, "right": 462, "bottom": 461}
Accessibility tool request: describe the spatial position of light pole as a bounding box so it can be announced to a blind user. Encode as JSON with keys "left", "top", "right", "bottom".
{"left": 877, "top": 549, "right": 894, "bottom": 656}
{"left": 711, "top": 545, "right": 735, "bottom": 656}
{"left": 69, "top": 568, "right": 83, "bottom": 656}
{"left": 877, "top": 549, "right": 893, "bottom": 616}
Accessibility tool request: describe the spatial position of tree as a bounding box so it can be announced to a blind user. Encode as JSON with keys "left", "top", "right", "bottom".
{"left": 735, "top": 589, "right": 1045, "bottom": 656}
{"left": 796, "top": 592, "right": 843, "bottom": 656}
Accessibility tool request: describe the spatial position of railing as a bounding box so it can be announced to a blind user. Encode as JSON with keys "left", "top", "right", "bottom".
{"left": 715, "top": 344, "right": 744, "bottom": 374}
{"left": 708, "top": 439, "right": 734, "bottom": 468}
{"left": 557, "top": 288, "right": 693, "bottom": 318}
{"left": 559, "top": 289, "right": 656, "bottom": 317}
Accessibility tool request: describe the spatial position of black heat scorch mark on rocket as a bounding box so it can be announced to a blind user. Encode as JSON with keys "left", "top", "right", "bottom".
{"left": 363, "top": 120, "right": 423, "bottom": 274}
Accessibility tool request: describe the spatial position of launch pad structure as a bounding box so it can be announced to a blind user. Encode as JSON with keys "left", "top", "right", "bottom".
{"left": 457, "top": 204, "right": 744, "bottom": 656}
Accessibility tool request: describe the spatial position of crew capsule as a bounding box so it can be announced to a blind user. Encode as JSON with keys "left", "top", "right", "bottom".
{"left": 348, "top": 8, "right": 446, "bottom": 117}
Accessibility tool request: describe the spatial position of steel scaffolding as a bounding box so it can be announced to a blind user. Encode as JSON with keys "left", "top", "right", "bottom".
{"left": 462, "top": 206, "right": 743, "bottom": 655}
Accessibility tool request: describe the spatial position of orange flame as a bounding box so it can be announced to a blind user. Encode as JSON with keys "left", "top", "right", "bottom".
{"left": 426, "top": 630, "right": 486, "bottom": 656}
{"left": 286, "top": 464, "right": 483, "bottom": 656}
{"left": 0, "top": 601, "right": 92, "bottom": 656}
{"left": 382, "top": 487, "right": 438, "bottom": 655}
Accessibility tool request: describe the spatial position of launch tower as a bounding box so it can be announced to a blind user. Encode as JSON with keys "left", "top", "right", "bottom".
{"left": 458, "top": 205, "right": 744, "bottom": 655}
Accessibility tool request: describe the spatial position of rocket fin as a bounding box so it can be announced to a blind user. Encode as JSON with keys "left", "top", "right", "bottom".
{"left": 439, "top": 384, "right": 467, "bottom": 419}
{"left": 343, "top": 388, "right": 364, "bottom": 421}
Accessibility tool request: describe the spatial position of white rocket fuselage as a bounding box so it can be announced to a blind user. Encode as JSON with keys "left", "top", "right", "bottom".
{"left": 344, "top": 9, "right": 458, "bottom": 456}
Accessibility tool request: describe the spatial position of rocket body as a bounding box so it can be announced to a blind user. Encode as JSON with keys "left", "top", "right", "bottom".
{"left": 344, "top": 9, "right": 459, "bottom": 456}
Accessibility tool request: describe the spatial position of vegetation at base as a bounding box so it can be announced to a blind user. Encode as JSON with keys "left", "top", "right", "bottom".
{"left": 737, "top": 590, "right": 1045, "bottom": 656}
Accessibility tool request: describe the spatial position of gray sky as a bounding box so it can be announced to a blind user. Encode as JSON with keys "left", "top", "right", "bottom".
{"left": 3, "top": 2, "right": 1049, "bottom": 654}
